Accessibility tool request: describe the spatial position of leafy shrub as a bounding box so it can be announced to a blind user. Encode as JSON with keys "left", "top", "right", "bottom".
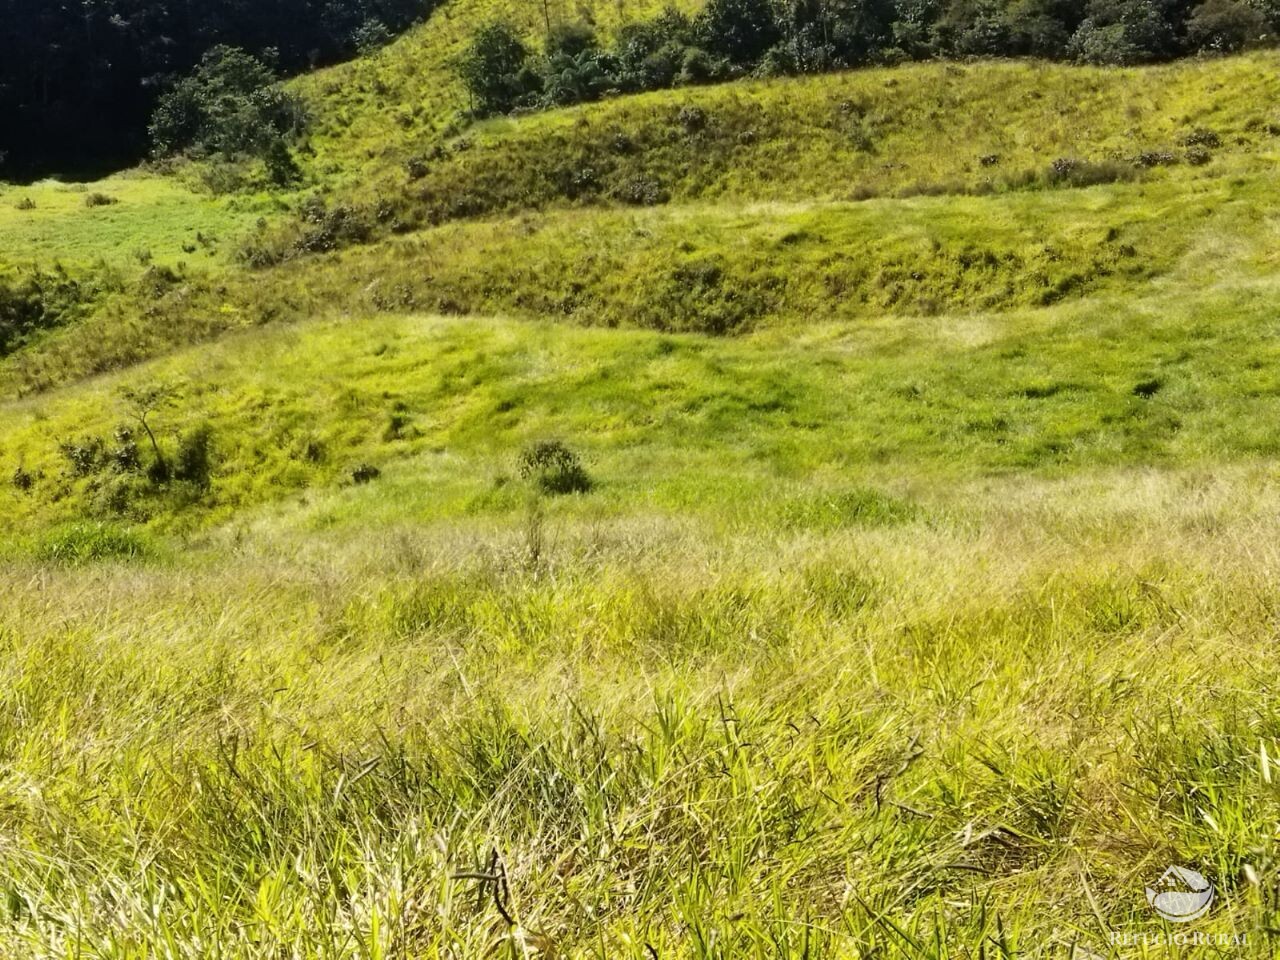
{"left": 697, "top": 0, "right": 782, "bottom": 65}
{"left": 1046, "top": 157, "right": 1134, "bottom": 187}
{"left": 263, "top": 139, "right": 303, "bottom": 185}
{"left": 58, "top": 437, "right": 106, "bottom": 477}
{"left": 678, "top": 46, "right": 729, "bottom": 84}
{"left": 947, "top": 0, "right": 1014, "bottom": 55}
{"left": 36, "top": 523, "right": 150, "bottom": 564}
{"left": 1182, "top": 127, "right": 1221, "bottom": 148}
{"left": 1069, "top": 0, "right": 1175, "bottom": 63}
{"left": 108, "top": 427, "right": 142, "bottom": 472}
{"left": 0, "top": 269, "right": 91, "bottom": 356}
{"left": 614, "top": 10, "right": 698, "bottom": 90}
{"left": 676, "top": 105, "right": 709, "bottom": 132}
{"left": 293, "top": 200, "right": 374, "bottom": 254}
{"left": 613, "top": 176, "right": 670, "bottom": 206}
{"left": 352, "top": 18, "right": 393, "bottom": 53}
{"left": 540, "top": 23, "right": 616, "bottom": 108}
{"left": 518, "top": 440, "right": 592, "bottom": 495}
{"left": 1185, "top": 145, "right": 1213, "bottom": 165}
{"left": 173, "top": 424, "right": 215, "bottom": 487}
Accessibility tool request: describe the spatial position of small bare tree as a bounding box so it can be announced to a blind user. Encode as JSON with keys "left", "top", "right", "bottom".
{"left": 119, "top": 383, "right": 179, "bottom": 482}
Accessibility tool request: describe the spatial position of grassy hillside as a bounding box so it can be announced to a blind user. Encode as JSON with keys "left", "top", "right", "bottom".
{"left": 291, "top": 0, "right": 704, "bottom": 184}
{"left": 3, "top": 313, "right": 1280, "bottom": 955}
{"left": 4, "top": 30, "right": 1280, "bottom": 958}
{"left": 302, "top": 53, "right": 1280, "bottom": 214}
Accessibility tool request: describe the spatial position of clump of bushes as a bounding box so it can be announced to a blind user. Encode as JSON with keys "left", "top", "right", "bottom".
{"left": 1181, "top": 127, "right": 1221, "bottom": 148}
{"left": 149, "top": 46, "right": 308, "bottom": 183}
{"left": 613, "top": 176, "right": 669, "bottom": 206}
{"left": 518, "top": 440, "right": 592, "bottom": 495}
{"left": 1046, "top": 157, "right": 1135, "bottom": 187}
{"left": 34, "top": 386, "right": 219, "bottom": 520}
{"left": 0, "top": 268, "right": 92, "bottom": 357}
{"left": 58, "top": 436, "right": 107, "bottom": 477}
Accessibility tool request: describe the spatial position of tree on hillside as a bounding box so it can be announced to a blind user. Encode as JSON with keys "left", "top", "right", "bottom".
{"left": 614, "top": 8, "right": 696, "bottom": 85}
{"left": 1185, "top": 0, "right": 1268, "bottom": 50}
{"left": 698, "top": 0, "right": 783, "bottom": 64}
{"left": 1068, "top": 0, "right": 1178, "bottom": 61}
{"left": 149, "top": 46, "right": 307, "bottom": 163}
{"left": 456, "top": 21, "right": 541, "bottom": 115}
{"left": 1004, "top": 0, "right": 1084, "bottom": 56}
{"left": 540, "top": 23, "right": 618, "bottom": 105}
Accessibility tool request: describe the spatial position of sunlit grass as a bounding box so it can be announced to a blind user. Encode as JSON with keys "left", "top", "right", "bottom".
{"left": 4, "top": 35, "right": 1280, "bottom": 958}
{"left": 0, "top": 172, "right": 273, "bottom": 271}
{"left": 0, "top": 469, "right": 1278, "bottom": 956}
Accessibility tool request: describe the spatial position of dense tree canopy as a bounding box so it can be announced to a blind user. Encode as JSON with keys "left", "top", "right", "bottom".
{"left": 457, "top": 0, "right": 1275, "bottom": 118}
{"left": 0, "top": 0, "right": 430, "bottom": 180}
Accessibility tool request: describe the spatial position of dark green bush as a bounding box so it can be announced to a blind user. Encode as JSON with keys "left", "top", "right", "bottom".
{"left": 108, "top": 427, "right": 142, "bottom": 472}
{"left": 1185, "top": 145, "right": 1213, "bottom": 165}
{"left": 1068, "top": 0, "right": 1175, "bottom": 64}
{"left": 11, "top": 465, "right": 35, "bottom": 492}
{"left": 149, "top": 46, "right": 308, "bottom": 163}
{"left": 613, "top": 176, "right": 670, "bottom": 205}
{"left": 174, "top": 424, "right": 215, "bottom": 487}
{"left": 1046, "top": 157, "right": 1135, "bottom": 187}
{"left": 518, "top": 440, "right": 592, "bottom": 495}
{"left": 1182, "top": 127, "right": 1221, "bottom": 148}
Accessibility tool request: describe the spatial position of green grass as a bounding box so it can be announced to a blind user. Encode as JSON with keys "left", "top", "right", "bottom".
{"left": 290, "top": 0, "right": 704, "bottom": 186}
{"left": 291, "top": 52, "right": 1280, "bottom": 218}
{"left": 6, "top": 38, "right": 1280, "bottom": 958}
{"left": 6, "top": 154, "right": 1272, "bottom": 397}
{"left": 0, "top": 172, "right": 274, "bottom": 271}
{"left": 0, "top": 462, "right": 1278, "bottom": 955}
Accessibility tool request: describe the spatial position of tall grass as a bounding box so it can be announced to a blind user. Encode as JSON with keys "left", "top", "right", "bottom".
{"left": 0, "top": 475, "right": 1276, "bottom": 955}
